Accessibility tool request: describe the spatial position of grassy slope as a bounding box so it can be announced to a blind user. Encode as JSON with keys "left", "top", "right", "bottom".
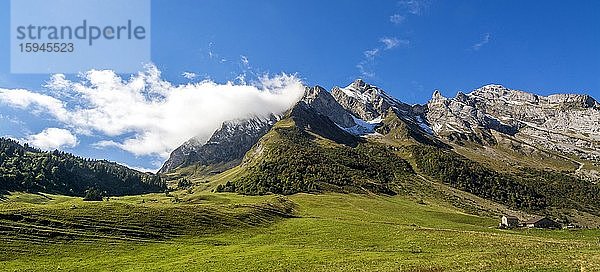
{"left": 1, "top": 192, "right": 599, "bottom": 271}
{"left": 215, "top": 108, "right": 434, "bottom": 196}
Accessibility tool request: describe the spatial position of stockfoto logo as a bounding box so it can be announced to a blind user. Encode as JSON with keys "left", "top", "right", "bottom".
{"left": 10, "top": 0, "right": 151, "bottom": 74}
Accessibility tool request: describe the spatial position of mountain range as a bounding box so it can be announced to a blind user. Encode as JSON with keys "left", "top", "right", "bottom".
{"left": 163, "top": 80, "right": 599, "bottom": 179}
{"left": 161, "top": 79, "right": 600, "bottom": 226}
{"left": 1, "top": 79, "right": 598, "bottom": 226}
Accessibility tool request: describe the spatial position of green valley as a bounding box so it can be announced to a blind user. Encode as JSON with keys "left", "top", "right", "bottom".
{"left": 1, "top": 191, "right": 599, "bottom": 271}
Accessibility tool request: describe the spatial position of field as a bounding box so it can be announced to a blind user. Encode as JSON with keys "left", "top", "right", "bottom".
{"left": 1, "top": 190, "right": 599, "bottom": 272}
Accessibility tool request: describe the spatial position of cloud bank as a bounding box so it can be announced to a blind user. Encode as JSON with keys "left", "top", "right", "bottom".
{"left": 0, "top": 65, "right": 305, "bottom": 158}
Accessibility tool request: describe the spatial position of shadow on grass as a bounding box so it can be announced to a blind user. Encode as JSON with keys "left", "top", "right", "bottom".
{"left": 0, "top": 191, "right": 54, "bottom": 202}
{"left": 0, "top": 190, "right": 9, "bottom": 201}
{"left": 34, "top": 192, "right": 53, "bottom": 200}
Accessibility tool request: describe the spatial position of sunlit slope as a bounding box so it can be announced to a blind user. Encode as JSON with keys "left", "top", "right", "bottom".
{"left": 1, "top": 192, "right": 599, "bottom": 271}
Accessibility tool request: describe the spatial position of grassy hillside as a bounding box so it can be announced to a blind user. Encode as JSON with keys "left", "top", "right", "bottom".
{"left": 217, "top": 129, "right": 414, "bottom": 195}
{"left": 216, "top": 107, "right": 414, "bottom": 196}
{"left": 0, "top": 191, "right": 294, "bottom": 241}
{"left": 0, "top": 191, "right": 599, "bottom": 271}
{"left": 364, "top": 112, "right": 600, "bottom": 226}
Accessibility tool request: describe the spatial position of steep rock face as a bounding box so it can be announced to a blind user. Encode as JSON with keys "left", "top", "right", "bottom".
{"left": 303, "top": 85, "right": 385, "bottom": 136}
{"left": 159, "top": 115, "right": 278, "bottom": 173}
{"left": 332, "top": 79, "right": 434, "bottom": 137}
{"left": 426, "top": 90, "right": 509, "bottom": 145}
{"left": 331, "top": 79, "right": 415, "bottom": 121}
{"left": 288, "top": 101, "right": 359, "bottom": 146}
{"left": 301, "top": 86, "right": 357, "bottom": 128}
{"left": 426, "top": 84, "right": 600, "bottom": 161}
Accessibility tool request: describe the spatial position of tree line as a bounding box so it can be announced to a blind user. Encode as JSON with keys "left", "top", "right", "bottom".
{"left": 0, "top": 138, "right": 166, "bottom": 197}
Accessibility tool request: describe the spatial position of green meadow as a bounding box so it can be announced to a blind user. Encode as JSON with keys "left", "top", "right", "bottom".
{"left": 1, "top": 191, "right": 598, "bottom": 271}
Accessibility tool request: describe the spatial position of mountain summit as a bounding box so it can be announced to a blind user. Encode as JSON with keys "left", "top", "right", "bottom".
{"left": 158, "top": 114, "right": 278, "bottom": 174}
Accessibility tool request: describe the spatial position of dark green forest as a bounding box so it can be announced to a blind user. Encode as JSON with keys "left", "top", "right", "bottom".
{"left": 408, "top": 145, "right": 547, "bottom": 211}
{"left": 404, "top": 145, "right": 600, "bottom": 214}
{"left": 519, "top": 168, "right": 600, "bottom": 215}
{"left": 0, "top": 138, "right": 165, "bottom": 197}
{"left": 216, "top": 126, "right": 414, "bottom": 195}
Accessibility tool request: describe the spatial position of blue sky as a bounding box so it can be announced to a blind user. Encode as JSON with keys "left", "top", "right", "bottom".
{"left": 0, "top": 0, "right": 599, "bottom": 170}
{"left": 154, "top": 0, "right": 600, "bottom": 102}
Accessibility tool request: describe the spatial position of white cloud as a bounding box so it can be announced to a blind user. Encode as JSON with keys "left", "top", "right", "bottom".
{"left": 182, "top": 72, "right": 197, "bottom": 80}
{"left": 118, "top": 162, "right": 160, "bottom": 173}
{"left": 358, "top": 49, "right": 380, "bottom": 78}
{"left": 472, "top": 33, "right": 491, "bottom": 51}
{"left": 44, "top": 74, "right": 72, "bottom": 91}
{"left": 380, "top": 37, "right": 409, "bottom": 50}
{"left": 356, "top": 63, "right": 375, "bottom": 78}
{"left": 399, "top": 0, "right": 429, "bottom": 15}
{"left": 241, "top": 55, "right": 250, "bottom": 67}
{"left": 364, "top": 48, "right": 380, "bottom": 60}
{"left": 26, "top": 128, "right": 78, "bottom": 151}
{"left": 0, "top": 88, "right": 68, "bottom": 118}
{"left": 390, "top": 14, "right": 405, "bottom": 24}
{"left": 0, "top": 114, "right": 24, "bottom": 126}
{"left": 0, "top": 65, "right": 304, "bottom": 159}
{"left": 356, "top": 37, "right": 408, "bottom": 78}
{"left": 235, "top": 73, "right": 247, "bottom": 85}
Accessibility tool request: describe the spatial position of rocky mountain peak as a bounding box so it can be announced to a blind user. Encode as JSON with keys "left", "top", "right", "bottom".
{"left": 466, "top": 84, "right": 599, "bottom": 110}
{"left": 302, "top": 85, "right": 327, "bottom": 100}
{"left": 432, "top": 90, "right": 444, "bottom": 100}
{"left": 288, "top": 101, "right": 358, "bottom": 146}
{"left": 301, "top": 85, "right": 357, "bottom": 128}
{"left": 350, "top": 78, "right": 367, "bottom": 89}
{"left": 455, "top": 91, "right": 471, "bottom": 104}
{"left": 159, "top": 114, "right": 278, "bottom": 173}
{"left": 426, "top": 84, "right": 600, "bottom": 163}
{"left": 547, "top": 94, "right": 598, "bottom": 108}
{"left": 331, "top": 80, "right": 412, "bottom": 121}
{"left": 472, "top": 84, "right": 510, "bottom": 93}
{"left": 469, "top": 85, "right": 538, "bottom": 103}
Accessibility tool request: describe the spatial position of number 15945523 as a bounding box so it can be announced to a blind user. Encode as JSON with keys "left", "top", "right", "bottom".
{"left": 19, "top": 43, "right": 74, "bottom": 53}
